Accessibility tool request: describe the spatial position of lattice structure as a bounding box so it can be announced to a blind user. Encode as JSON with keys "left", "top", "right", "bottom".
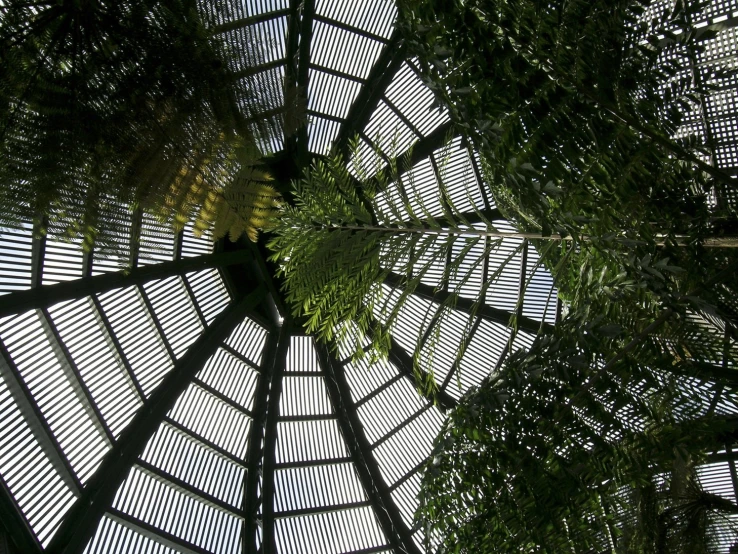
{"left": 0, "top": 1, "right": 737, "bottom": 553}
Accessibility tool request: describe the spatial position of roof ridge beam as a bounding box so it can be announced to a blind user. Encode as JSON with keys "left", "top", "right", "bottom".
{"left": 255, "top": 322, "right": 292, "bottom": 554}
{"left": 316, "top": 343, "right": 422, "bottom": 554}
{"left": 209, "top": 9, "right": 291, "bottom": 35}
{"left": 284, "top": 0, "right": 314, "bottom": 170}
{"left": 313, "top": 13, "right": 390, "bottom": 44}
{"left": 0, "top": 249, "right": 253, "bottom": 319}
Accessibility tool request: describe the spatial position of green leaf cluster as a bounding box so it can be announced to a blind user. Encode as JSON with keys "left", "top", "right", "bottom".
{"left": 268, "top": 137, "right": 557, "bottom": 396}
{"left": 417, "top": 304, "right": 738, "bottom": 553}
{"left": 398, "top": 0, "right": 738, "bottom": 549}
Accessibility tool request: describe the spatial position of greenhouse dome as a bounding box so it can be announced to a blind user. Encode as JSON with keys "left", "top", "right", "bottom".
{"left": 1, "top": 0, "right": 738, "bottom": 553}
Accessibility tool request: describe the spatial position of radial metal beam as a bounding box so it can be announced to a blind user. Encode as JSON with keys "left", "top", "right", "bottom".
{"left": 209, "top": 9, "right": 291, "bottom": 35}
{"left": 294, "top": 0, "right": 315, "bottom": 169}
{"left": 283, "top": 0, "right": 302, "bottom": 161}
{"left": 0, "top": 249, "right": 253, "bottom": 319}
{"left": 242, "top": 322, "right": 285, "bottom": 554}
{"left": 383, "top": 272, "right": 553, "bottom": 335}
{"left": 334, "top": 30, "right": 407, "bottom": 159}
{"left": 44, "top": 288, "right": 266, "bottom": 554}
{"left": 316, "top": 343, "right": 423, "bottom": 554}
{"left": 259, "top": 322, "right": 292, "bottom": 554}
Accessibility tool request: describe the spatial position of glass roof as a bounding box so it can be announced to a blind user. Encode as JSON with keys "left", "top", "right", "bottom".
{"left": 1, "top": 1, "right": 737, "bottom": 553}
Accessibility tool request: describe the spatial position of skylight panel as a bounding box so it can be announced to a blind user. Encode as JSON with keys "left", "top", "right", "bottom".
{"left": 184, "top": 269, "right": 231, "bottom": 325}
{"left": 168, "top": 383, "right": 252, "bottom": 458}
{"left": 697, "top": 459, "right": 737, "bottom": 503}
{"left": 140, "top": 422, "right": 246, "bottom": 508}
{"left": 433, "top": 137, "right": 486, "bottom": 213}
{"left": 42, "top": 235, "right": 85, "bottom": 285}
{"left": 391, "top": 472, "right": 422, "bottom": 528}
{"left": 384, "top": 62, "right": 450, "bottom": 137}
{"left": 275, "top": 419, "right": 350, "bottom": 463}
{"left": 311, "top": 21, "right": 384, "bottom": 80}
{"left": 285, "top": 335, "right": 321, "bottom": 372}
{"left": 363, "top": 99, "right": 418, "bottom": 156}
{"left": 447, "top": 228, "right": 486, "bottom": 299}
{"left": 521, "top": 245, "right": 558, "bottom": 324}
{"left": 308, "top": 69, "right": 362, "bottom": 120}
{"left": 181, "top": 221, "right": 216, "bottom": 259}
{"left": 0, "top": 310, "right": 110, "bottom": 483}
{"left": 142, "top": 276, "right": 204, "bottom": 360}
{"left": 274, "top": 507, "right": 387, "bottom": 554}
{"left": 96, "top": 287, "right": 174, "bottom": 396}
{"left": 348, "top": 135, "right": 385, "bottom": 179}
{"left": 371, "top": 406, "right": 443, "bottom": 485}
{"left": 137, "top": 214, "right": 177, "bottom": 266}
{"left": 470, "top": 148, "right": 498, "bottom": 208}
{"left": 0, "top": 222, "right": 32, "bottom": 294}
{"left": 401, "top": 157, "right": 444, "bottom": 217}
{"left": 224, "top": 317, "right": 268, "bottom": 367}
{"left": 377, "top": 287, "right": 433, "bottom": 355}
{"left": 412, "top": 234, "right": 447, "bottom": 289}
{"left": 307, "top": 116, "right": 342, "bottom": 154}
{"left": 200, "top": 0, "right": 290, "bottom": 31}
{"left": 274, "top": 463, "right": 366, "bottom": 512}
{"left": 708, "top": 88, "right": 738, "bottom": 168}
{"left": 343, "top": 356, "right": 398, "bottom": 402}
{"left": 484, "top": 238, "right": 524, "bottom": 313}
{"left": 197, "top": 348, "right": 260, "bottom": 410}
{"left": 48, "top": 297, "right": 142, "bottom": 437}
{"left": 373, "top": 180, "right": 412, "bottom": 224}
{"left": 416, "top": 309, "right": 470, "bottom": 390}
{"left": 235, "top": 63, "right": 287, "bottom": 154}
{"left": 357, "top": 377, "right": 427, "bottom": 444}
{"left": 111, "top": 467, "right": 242, "bottom": 554}
{"left": 696, "top": 0, "right": 738, "bottom": 25}
{"left": 511, "top": 329, "right": 536, "bottom": 352}
{"left": 315, "top": 0, "right": 396, "bottom": 40}
{"left": 223, "top": 16, "right": 287, "bottom": 69}
{"left": 280, "top": 376, "right": 333, "bottom": 417}
{"left": 83, "top": 515, "right": 179, "bottom": 554}
{"left": 332, "top": 321, "right": 372, "bottom": 362}
{"left": 456, "top": 319, "right": 512, "bottom": 393}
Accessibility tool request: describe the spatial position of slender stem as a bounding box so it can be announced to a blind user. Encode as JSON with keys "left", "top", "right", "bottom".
{"left": 334, "top": 224, "right": 738, "bottom": 247}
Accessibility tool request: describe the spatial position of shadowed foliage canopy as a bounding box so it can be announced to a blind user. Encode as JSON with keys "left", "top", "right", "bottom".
{"left": 0, "top": 0, "right": 282, "bottom": 257}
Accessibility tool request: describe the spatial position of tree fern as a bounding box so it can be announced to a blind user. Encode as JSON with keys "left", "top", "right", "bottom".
{"left": 0, "top": 0, "right": 286, "bottom": 260}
